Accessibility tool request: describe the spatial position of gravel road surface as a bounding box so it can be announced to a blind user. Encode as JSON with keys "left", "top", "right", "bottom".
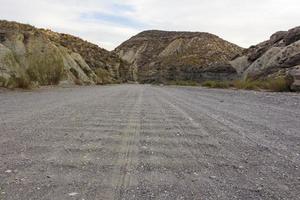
{"left": 0, "top": 85, "right": 299, "bottom": 200}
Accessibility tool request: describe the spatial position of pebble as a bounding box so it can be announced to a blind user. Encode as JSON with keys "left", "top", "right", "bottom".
{"left": 5, "top": 170, "right": 12, "bottom": 173}
{"left": 210, "top": 176, "right": 217, "bottom": 179}
{"left": 68, "top": 192, "right": 79, "bottom": 196}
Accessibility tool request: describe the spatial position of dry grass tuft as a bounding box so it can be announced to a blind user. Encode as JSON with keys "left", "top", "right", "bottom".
{"left": 202, "top": 77, "right": 292, "bottom": 92}
{"left": 168, "top": 80, "right": 199, "bottom": 86}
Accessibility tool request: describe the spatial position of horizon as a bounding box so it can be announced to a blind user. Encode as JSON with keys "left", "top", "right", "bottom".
{"left": 0, "top": 0, "right": 299, "bottom": 50}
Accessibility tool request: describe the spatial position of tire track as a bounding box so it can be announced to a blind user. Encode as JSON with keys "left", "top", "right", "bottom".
{"left": 152, "top": 93, "right": 220, "bottom": 199}
{"left": 159, "top": 87, "right": 300, "bottom": 164}
{"left": 154, "top": 86, "right": 300, "bottom": 199}
{"left": 110, "top": 87, "right": 143, "bottom": 200}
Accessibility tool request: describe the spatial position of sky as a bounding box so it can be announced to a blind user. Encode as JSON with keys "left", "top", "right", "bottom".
{"left": 0, "top": 0, "right": 299, "bottom": 50}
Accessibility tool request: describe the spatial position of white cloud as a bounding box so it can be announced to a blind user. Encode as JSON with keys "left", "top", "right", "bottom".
{"left": 0, "top": 0, "right": 299, "bottom": 50}
{"left": 0, "top": 0, "right": 139, "bottom": 50}
{"left": 122, "top": 0, "right": 300, "bottom": 47}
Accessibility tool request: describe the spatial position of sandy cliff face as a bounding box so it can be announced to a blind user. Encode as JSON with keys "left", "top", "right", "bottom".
{"left": 115, "top": 30, "right": 243, "bottom": 83}
{"left": 230, "top": 26, "right": 300, "bottom": 91}
{"left": 0, "top": 20, "right": 131, "bottom": 88}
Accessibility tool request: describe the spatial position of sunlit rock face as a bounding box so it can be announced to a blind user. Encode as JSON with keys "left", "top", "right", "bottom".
{"left": 230, "top": 26, "right": 300, "bottom": 91}
{"left": 0, "top": 20, "right": 132, "bottom": 88}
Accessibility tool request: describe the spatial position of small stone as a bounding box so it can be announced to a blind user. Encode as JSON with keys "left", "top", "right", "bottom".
{"left": 256, "top": 187, "right": 263, "bottom": 192}
{"left": 210, "top": 176, "right": 217, "bottom": 179}
{"left": 5, "top": 170, "right": 12, "bottom": 173}
{"left": 68, "top": 192, "right": 79, "bottom": 196}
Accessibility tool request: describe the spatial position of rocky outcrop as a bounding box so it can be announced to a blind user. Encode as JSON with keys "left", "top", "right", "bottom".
{"left": 0, "top": 20, "right": 131, "bottom": 88}
{"left": 288, "top": 65, "right": 300, "bottom": 91}
{"left": 230, "top": 26, "right": 300, "bottom": 91}
{"left": 115, "top": 30, "right": 243, "bottom": 83}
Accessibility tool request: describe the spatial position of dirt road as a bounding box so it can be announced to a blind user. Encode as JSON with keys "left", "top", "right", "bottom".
{"left": 0, "top": 85, "right": 299, "bottom": 200}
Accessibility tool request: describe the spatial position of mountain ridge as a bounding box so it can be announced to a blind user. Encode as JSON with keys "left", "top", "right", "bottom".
{"left": 1, "top": 19, "right": 299, "bottom": 91}
{"left": 115, "top": 30, "right": 243, "bottom": 83}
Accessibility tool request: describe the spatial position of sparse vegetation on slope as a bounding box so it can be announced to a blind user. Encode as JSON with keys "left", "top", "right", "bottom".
{"left": 0, "top": 20, "right": 132, "bottom": 89}
{"left": 115, "top": 30, "right": 243, "bottom": 83}
{"left": 167, "top": 80, "right": 199, "bottom": 86}
{"left": 202, "top": 77, "right": 292, "bottom": 92}
{"left": 230, "top": 26, "right": 300, "bottom": 91}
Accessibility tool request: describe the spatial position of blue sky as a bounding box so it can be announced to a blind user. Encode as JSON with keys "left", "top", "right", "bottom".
{"left": 80, "top": 12, "right": 145, "bottom": 29}
{"left": 0, "top": 0, "right": 299, "bottom": 50}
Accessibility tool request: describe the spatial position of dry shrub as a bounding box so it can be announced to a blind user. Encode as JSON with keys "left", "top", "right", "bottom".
{"left": 201, "top": 80, "right": 230, "bottom": 88}
{"left": 168, "top": 80, "right": 199, "bottom": 86}
{"left": 202, "top": 77, "right": 291, "bottom": 92}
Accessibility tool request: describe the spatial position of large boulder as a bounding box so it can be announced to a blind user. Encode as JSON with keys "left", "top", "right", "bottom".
{"left": 244, "top": 40, "right": 300, "bottom": 79}
{"left": 284, "top": 27, "right": 300, "bottom": 46}
{"left": 230, "top": 26, "right": 300, "bottom": 89}
{"left": 289, "top": 65, "right": 300, "bottom": 91}
{"left": 229, "top": 55, "right": 251, "bottom": 76}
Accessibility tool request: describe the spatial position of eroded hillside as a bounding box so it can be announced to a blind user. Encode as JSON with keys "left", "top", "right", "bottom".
{"left": 115, "top": 30, "right": 243, "bottom": 83}
{"left": 0, "top": 20, "right": 132, "bottom": 88}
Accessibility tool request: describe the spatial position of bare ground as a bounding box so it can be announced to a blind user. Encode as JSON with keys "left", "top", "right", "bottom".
{"left": 0, "top": 85, "right": 299, "bottom": 200}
